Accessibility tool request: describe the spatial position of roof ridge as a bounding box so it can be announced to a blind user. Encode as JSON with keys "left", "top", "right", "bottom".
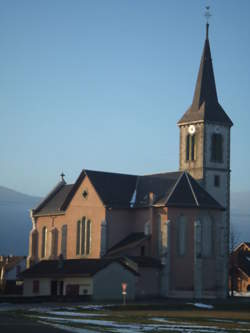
{"left": 164, "top": 172, "right": 185, "bottom": 205}
{"left": 33, "top": 179, "right": 66, "bottom": 213}
{"left": 84, "top": 169, "right": 138, "bottom": 177}
{"left": 185, "top": 172, "right": 199, "bottom": 207}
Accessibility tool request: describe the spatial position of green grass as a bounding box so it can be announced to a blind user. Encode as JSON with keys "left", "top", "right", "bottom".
{"left": 4, "top": 301, "right": 250, "bottom": 333}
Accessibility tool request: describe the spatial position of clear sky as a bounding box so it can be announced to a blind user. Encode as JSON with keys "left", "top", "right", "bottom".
{"left": 0, "top": 0, "right": 249, "bottom": 197}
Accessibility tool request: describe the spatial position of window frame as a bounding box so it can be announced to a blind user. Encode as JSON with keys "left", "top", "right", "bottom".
{"left": 211, "top": 133, "right": 223, "bottom": 163}
{"left": 186, "top": 134, "right": 196, "bottom": 161}
{"left": 41, "top": 226, "right": 47, "bottom": 258}
{"left": 76, "top": 217, "right": 92, "bottom": 256}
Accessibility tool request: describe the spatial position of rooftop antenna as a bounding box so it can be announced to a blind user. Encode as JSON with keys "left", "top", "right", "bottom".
{"left": 204, "top": 6, "right": 211, "bottom": 39}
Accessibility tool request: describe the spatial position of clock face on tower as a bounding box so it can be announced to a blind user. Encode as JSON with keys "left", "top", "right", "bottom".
{"left": 188, "top": 125, "right": 196, "bottom": 135}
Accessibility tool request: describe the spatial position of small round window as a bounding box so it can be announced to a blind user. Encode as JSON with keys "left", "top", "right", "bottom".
{"left": 82, "top": 189, "right": 88, "bottom": 200}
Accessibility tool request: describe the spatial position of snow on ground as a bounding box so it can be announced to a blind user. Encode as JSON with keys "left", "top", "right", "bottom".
{"left": 46, "top": 311, "right": 106, "bottom": 317}
{"left": 77, "top": 304, "right": 115, "bottom": 310}
{"left": 187, "top": 302, "right": 214, "bottom": 309}
{"left": 35, "top": 315, "right": 228, "bottom": 333}
{"left": 230, "top": 291, "right": 250, "bottom": 297}
{"left": 38, "top": 320, "right": 100, "bottom": 333}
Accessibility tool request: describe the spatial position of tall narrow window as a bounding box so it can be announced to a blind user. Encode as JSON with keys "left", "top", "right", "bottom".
{"left": 61, "top": 225, "right": 67, "bottom": 258}
{"left": 81, "top": 217, "right": 86, "bottom": 255}
{"left": 86, "top": 220, "right": 91, "bottom": 255}
{"left": 186, "top": 134, "right": 196, "bottom": 161}
{"left": 76, "top": 217, "right": 92, "bottom": 255}
{"left": 41, "top": 226, "right": 47, "bottom": 258}
{"left": 211, "top": 133, "right": 223, "bottom": 162}
{"left": 178, "top": 215, "right": 187, "bottom": 256}
{"left": 202, "top": 216, "right": 213, "bottom": 257}
{"left": 50, "top": 228, "right": 58, "bottom": 258}
{"left": 76, "top": 220, "right": 81, "bottom": 255}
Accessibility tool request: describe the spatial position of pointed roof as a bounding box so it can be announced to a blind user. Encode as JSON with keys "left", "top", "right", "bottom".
{"left": 33, "top": 169, "right": 223, "bottom": 216}
{"left": 178, "top": 24, "right": 233, "bottom": 127}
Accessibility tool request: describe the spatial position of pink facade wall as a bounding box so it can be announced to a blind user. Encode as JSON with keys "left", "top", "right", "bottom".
{"left": 106, "top": 209, "right": 134, "bottom": 249}
{"left": 167, "top": 207, "right": 219, "bottom": 293}
{"left": 34, "top": 176, "right": 105, "bottom": 260}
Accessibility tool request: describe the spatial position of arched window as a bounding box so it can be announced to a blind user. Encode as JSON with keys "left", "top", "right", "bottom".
{"left": 50, "top": 228, "right": 58, "bottom": 258}
{"left": 186, "top": 134, "right": 196, "bottom": 161}
{"left": 202, "top": 215, "right": 213, "bottom": 257}
{"left": 86, "top": 219, "right": 91, "bottom": 255}
{"left": 41, "top": 226, "right": 47, "bottom": 258}
{"left": 211, "top": 133, "right": 223, "bottom": 162}
{"left": 76, "top": 217, "right": 91, "bottom": 255}
{"left": 178, "top": 215, "right": 187, "bottom": 256}
{"left": 61, "top": 225, "right": 67, "bottom": 258}
{"left": 31, "top": 229, "right": 38, "bottom": 258}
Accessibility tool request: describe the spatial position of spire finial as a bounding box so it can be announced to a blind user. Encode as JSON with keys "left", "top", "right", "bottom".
{"left": 60, "top": 172, "right": 65, "bottom": 181}
{"left": 204, "top": 6, "right": 211, "bottom": 39}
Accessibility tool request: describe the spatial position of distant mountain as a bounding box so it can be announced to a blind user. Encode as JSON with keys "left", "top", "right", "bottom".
{"left": 0, "top": 185, "right": 249, "bottom": 255}
{"left": 0, "top": 186, "right": 42, "bottom": 255}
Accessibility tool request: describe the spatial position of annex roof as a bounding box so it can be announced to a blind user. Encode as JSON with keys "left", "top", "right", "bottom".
{"left": 178, "top": 24, "right": 233, "bottom": 127}
{"left": 33, "top": 169, "right": 223, "bottom": 216}
{"left": 107, "top": 232, "right": 149, "bottom": 255}
{"left": 21, "top": 258, "right": 138, "bottom": 278}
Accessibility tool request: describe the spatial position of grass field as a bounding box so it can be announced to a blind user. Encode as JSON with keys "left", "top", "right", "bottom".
{"left": 12, "top": 301, "right": 249, "bottom": 333}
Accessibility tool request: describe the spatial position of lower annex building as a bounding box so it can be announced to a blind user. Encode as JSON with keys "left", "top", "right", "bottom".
{"left": 22, "top": 23, "right": 233, "bottom": 300}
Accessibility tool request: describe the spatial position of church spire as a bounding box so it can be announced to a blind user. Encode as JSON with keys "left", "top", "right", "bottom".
{"left": 178, "top": 22, "right": 233, "bottom": 126}
{"left": 191, "top": 23, "right": 218, "bottom": 111}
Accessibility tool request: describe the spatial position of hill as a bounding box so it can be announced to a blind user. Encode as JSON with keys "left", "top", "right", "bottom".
{"left": 0, "top": 186, "right": 41, "bottom": 255}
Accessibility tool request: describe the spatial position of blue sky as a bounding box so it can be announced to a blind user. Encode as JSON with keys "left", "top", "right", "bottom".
{"left": 0, "top": 0, "right": 250, "bottom": 196}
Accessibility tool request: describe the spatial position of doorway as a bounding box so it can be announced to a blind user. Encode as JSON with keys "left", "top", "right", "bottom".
{"left": 51, "top": 280, "right": 58, "bottom": 296}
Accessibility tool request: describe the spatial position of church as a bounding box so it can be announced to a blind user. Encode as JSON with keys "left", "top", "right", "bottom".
{"left": 22, "top": 23, "right": 233, "bottom": 300}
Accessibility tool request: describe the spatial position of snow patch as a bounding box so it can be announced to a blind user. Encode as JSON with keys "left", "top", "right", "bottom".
{"left": 47, "top": 311, "right": 106, "bottom": 317}
{"left": 187, "top": 302, "right": 214, "bottom": 309}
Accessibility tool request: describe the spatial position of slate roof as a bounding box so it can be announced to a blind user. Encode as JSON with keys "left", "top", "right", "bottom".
{"left": 178, "top": 24, "right": 233, "bottom": 127}
{"left": 33, "top": 169, "right": 223, "bottom": 216}
{"left": 21, "top": 258, "right": 138, "bottom": 278}
{"left": 34, "top": 184, "right": 74, "bottom": 215}
{"left": 107, "top": 232, "right": 149, "bottom": 255}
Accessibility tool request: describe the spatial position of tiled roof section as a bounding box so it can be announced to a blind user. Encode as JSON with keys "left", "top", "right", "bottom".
{"left": 33, "top": 169, "right": 223, "bottom": 214}
{"left": 186, "top": 173, "right": 224, "bottom": 209}
{"left": 107, "top": 232, "right": 149, "bottom": 254}
{"left": 165, "top": 172, "right": 224, "bottom": 210}
{"left": 134, "top": 172, "right": 182, "bottom": 207}
{"left": 178, "top": 26, "right": 233, "bottom": 127}
{"left": 34, "top": 184, "right": 74, "bottom": 216}
{"left": 21, "top": 258, "right": 138, "bottom": 278}
{"left": 85, "top": 170, "right": 137, "bottom": 207}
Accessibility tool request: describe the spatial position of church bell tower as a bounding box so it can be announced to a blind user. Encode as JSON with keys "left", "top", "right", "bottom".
{"left": 177, "top": 23, "right": 233, "bottom": 297}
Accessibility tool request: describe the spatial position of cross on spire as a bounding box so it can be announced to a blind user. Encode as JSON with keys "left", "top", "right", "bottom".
{"left": 204, "top": 6, "right": 211, "bottom": 39}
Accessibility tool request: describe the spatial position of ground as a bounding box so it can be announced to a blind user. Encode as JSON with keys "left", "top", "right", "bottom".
{"left": 1, "top": 300, "right": 250, "bottom": 333}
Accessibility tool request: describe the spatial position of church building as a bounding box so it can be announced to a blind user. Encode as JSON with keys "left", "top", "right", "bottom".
{"left": 22, "top": 23, "right": 233, "bottom": 300}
